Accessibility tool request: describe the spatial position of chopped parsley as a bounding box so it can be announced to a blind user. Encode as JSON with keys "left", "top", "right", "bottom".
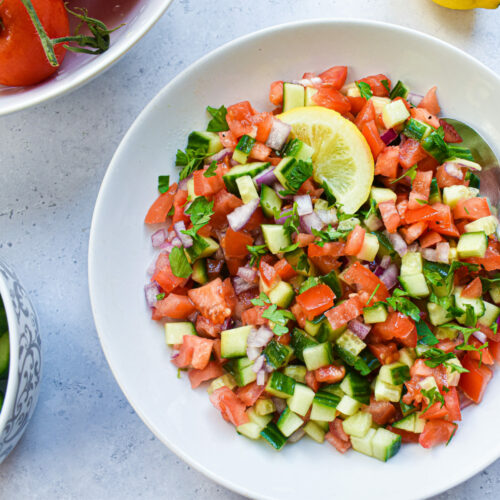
{"left": 176, "top": 147, "right": 211, "bottom": 180}
{"left": 182, "top": 196, "right": 214, "bottom": 243}
{"left": 282, "top": 202, "right": 301, "bottom": 238}
{"left": 156, "top": 293, "right": 165, "bottom": 301}
{"left": 251, "top": 292, "right": 271, "bottom": 307}
{"left": 251, "top": 293, "right": 296, "bottom": 335}
{"left": 247, "top": 245, "right": 268, "bottom": 266}
{"left": 366, "top": 284, "right": 380, "bottom": 307}
{"left": 299, "top": 277, "right": 321, "bottom": 294}
{"left": 206, "top": 105, "right": 229, "bottom": 132}
{"left": 422, "top": 348, "right": 468, "bottom": 373}
{"left": 385, "top": 289, "right": 421, "bottom": 321}
{"left": 381, "top": 79, "right": 391, "bottom": 93}
{"left": 416, "top": 319, "right": 439, "bottom": 346}
{"left": 204, "top": 161, "right": 218, "bottom": 178}
{"left": 168, "top": 246, "right": 192, "bottom": 278}
{"left": 356, "top": 81, "right": 373, "bottom": 100}
{"left": 158, "top": 175, "right": 170, "bottom": 193}
{"left": 311, "top": 225, "right": 349, "bottom": 246}
{"left": 390, "top": 164, "right": 418, "bottom": 184}
{"left": 421, "top": 386, "right": 445, "bottom": 413}
{"left": 440, "top": 323, "right": 477, "bottom": 344}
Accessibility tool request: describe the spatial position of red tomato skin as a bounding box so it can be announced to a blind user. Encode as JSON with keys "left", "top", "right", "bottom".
{"left": 314, "top": 364, "right": 346, "bottom": 383}
{"left": 296, "top": 284, "right": 336, "bottom": 321}
{"left": 459, "top": 354, "right": 493, "bottom": 403}
{"left": 145, "top": 183, "right": 177, "bottom": 224}
{"left": 188, "top": 361, "right": 224, "bottom": 389}
{"left": 378, "top": 200, "right": 401, "bottom": 233}
{"left": 312, "top": 87, "right": 351, "bottom": 114}
{"left": 325, "top": 295, "right": 363, "bottom": 330}
{"left": 269, "top": 81, "right": 284, "bottom": 105}
{"left": 419, "top": 419, "right": 456, "bottom": 449}
{"left": 418, "top": 86, "right": 441, "bottom": 116}
{"left": 319, "top": 65, "right": 348, "bottom": 89}
{"left": 375, "top": 146, "right": 399, "bottom": 178}
{"left": 358, "top": 74, "right": 391, "bottom": 97}
{"left": 344, "top": 225, "right": 365, "bottom": 256}
{"left": 0, "top": 0, "right": 70, "bottom": 86}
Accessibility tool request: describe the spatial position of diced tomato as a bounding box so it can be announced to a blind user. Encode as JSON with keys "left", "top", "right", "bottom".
{"left": 196, "top": 315, "right": 223, "bottom": 338}
{"left": 428, "top": 203, "right": 460, "bottom": 238}
{"left": 420, "top": 401, "right": 449, "bottom": 420}
{"left": 193, "top": 164, "right": 227, "bottom": 197}
{"left": 364, "top": 397, "right": 396, "bottom": 425}
{"left": 209, "top": 386, "right": 249, "bottom": 426}
{"left": 188, "top": 361, "right": 224, "bottom": 389}
{"left": 243, "top": 206, "right": 266, "bottom": 231}
{"left": 354, "top": 99, "right": 375, "bottom": 130}
{"left": 358, "top": 74, "right": 391, "bottom": 97}
{"left": 387, "top": 426, "right": 420, "bottom": 443}
{"left": 378, "top": 200, "right": 401, "bottom": 233}
{"left": 375, "top": 146, "right": 399, "bottom": 178}
{"left": 435, "top": 164, "right": 466, "bottom": 188}
{"left": 212, "top": 190, "right": 242, "bottom": 228}
{"left": 361, "top": 120, "right": 385, "bottom": 159}
{"left": 319, "top": 65, "right": 348, "bottom": 89}
{"left": 291, "top": 302, "right": 307, "bottom": 329}
{"left": 453, "top": 197, "right": 491, "bottom": 221}
{"left": 372, "top": 312, "right": 417, "bottom": 347}
{"left": 419, "top": 230, "right": 445, "bottom": 248}
{"left": 236, "top": 382, "right": 266, "bottom": 407}
{"left": 461, "top": 277, "right": 483, "bottom": 299}
{"left": 325, "top": 431, "right": 351, "bottom": 453}
{"left": 172, "top": 335, "right": 213, "bottom": 370}
{"left": 397, "top": 199, "right": 408, "bottom": 224}
{"left": 172, "top": 189, "right": 189, "bottom": 225}
{"left": 312, "top": 87, "right": 351, "bottom": 114}
{"left": 277, "top": 332, "right": 291, "bottom": 345}
{"left": 466, "top": 240, "right": 500, "bottom": 271}
{"left": 417, "top": 86, "right": 441, "bottom": 116}
{"left": 308, "top": 242, "right": 346, "bottom": 258}
{"left": 325, "top": 294, "right": 363, "bottom": 330}
{"left": 188, "top": 278, "right": 232, "bottom": 324}
{"left": 219, "top": 130, "right": 238, "bottom": 149}
{"left": 399, "top": 138, "right": 428, "bottom": 169}
{"left": 144, "top": 183, "right": 177, "bottom": 224}
{"left": 344, "top": 226, "right": 365, "bottom": 256}
{"left": 418, "top": 155, "right": 440, "bottom": 173}
{"left": 305, "top": 371, "right": 320, "bottom": 392}
{"left": 347, "top": 96, "right": 366, "bottom": 114}
{"left": 408, "top": 170, "right": 433, "bottom": 209}
{"left": 241, "top": 305, "right": 267, "bottom": 326}
{"left": 153, "top": 293, "right": 195, "bottom": 320}
{"left": 314, "top": 364, "right": 346, "bottom": 383}
{"left": 152, "top": 254, "right": 188, "bottom": 293}
{"left": 296, "top": 284, "right": 336, "bottom": 321}
{"left": 252, "top": 112, "right": 274, "bottom": 143}
{"left": 400, "top": 221, "right": 428, "bottom": 245}
{"left": 222, "top": 228, "right": 253, "bottom": 259}
{"left": 489, "top": 340, "right": 500, "bottom": 362}
{"left": 404, "top": 205, "right": 439, "bottom": 225}
{"left": 226, "top": 101, "right": 255, "bottom": 138}
{"left": 459, "top": 354, "right": 493, "bottom": 403}
{"left": 269, "top": 81, "right": 284, "bottom": 106}
{"left": 410, "top": 107, "right": 440, "bottom": 129}
{"left": 468, "top": 337, "right": 494, "bottom": 365}
{"left": 341, "top": 261, "right": 389, "bottom": 302}
{"left": 259, "top": 259, "right": 279, "bottom": 288}
{"left": 444, "top": 387, "right": 462, "bottom": 422}
{"left": 368, "top": 342, "right": 399, "bottom": 365}
{"left": 250, "top": 142, "right": 272, "bottom": 162}
{"left": 419, "top": 419, "right": 456, "bottom": 449}
{"left": 439, "top": 119, "right": 462, "bottom": 143}
{"left": 296, "top": 233, "right": 316, "bottom": 248}
{"left": 274, "top": 258, "right": 297, "bottom": 280}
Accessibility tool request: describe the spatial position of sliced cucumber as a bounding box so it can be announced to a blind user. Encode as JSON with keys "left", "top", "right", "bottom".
{"left": 283, "top": 138, "right": 314, "bottom": 161}
{"left": 277, "top": 407, "right": 304, "bottom": 437}
{"left": 382, "top": 99, "right": 410, "bottom": 129}
{"left": 478, "top": 300, "right": 500, "bottom": 327}
{"left": 261, "top": 224, "right": 292, "bottom": 254}
{"left": 465, "top": 216, "right": 498, "bottom": 236}
{"left": 191, "top": 259, "right": 208, "bottom": 285}
{"left": 255, "top": 398, "right": 276, "bottom": 416}
{"left": 363, "top": 303, "right": 388, "bottom": 324}
{"left": 187, "top": 131, "right": 223, "bottom": 155}
{"left": 268, "top": 280, "right": 295, "bottom": 308}
{"left": 305, "top": 87, "right": 319, "bottom": 106}
{"left": 164, "top": 322, "right": 196, "bottom": 345}
{"left": 221, "top": 326, "right": 252, "bottom": 358}
{"left": 457, "top": 231, "right": 487, "bottom": 258}
{"left": 283, "top": 83, "right": 305, "bottom": 112}
{"left": 185, "top": 236, "right": 219, "bottom": 263}
{"left": 287, "top": 383, "right": 315, "bottom": 417}
{"left": 290, "top": 328, "right": 319, "bottom": 362}
{"left": 236, "top": 175, "right": 259, "bottom": 204}
{"left": 303, "top": 342, "right": 333, "bottom": 371}
{"left": 371, "top": 428, "right": 402, "bottom": 462}
{"left": 233, "top": 135, "right": 256, "bottom": 164}
{"left": 370, "top": 186, "right": 397, "bottom": 205}
{"left": 356, "top": 232, "right": 379, "bottom": 262}
{"left": 223, "top": 162, "right": 270, "bottom": 194}
{"left": 265, "top": 371, "right": 296, "bottom": 398}
{"left": 336, "top": 394, "right": 362, "bottom": 416}
{"left": 334, "top": 330, "right": 366, "bottom": 365}
{"left": 378, "top": 361, "right": 410, "bottom": 386}
{"left": 260, "top": 422, "right": 287, "bottom": 450}
{"left": 263, "top": 340, "right": 294, "bottom": 369}
{"left": 237, "top": 422, "right": 263, "bottom": 440}
{"left": 340, "top": 371, "right": 370, "bottom": 404}
{"left": 310, "top": 390, "right": 340, "bottom": 422}
{"left": 401, "top": 252, "right": 423, "bottom": 276}
{"left": 207, "top": 374, "right": 237, "bottom": 395}
{"left": 342, "top": 411, "right": 373, "bottom": 438}
{"left": 374, "top": 377, "right": 402, "bottom": 403}
{"left": 403, "top": 118, "right": 433, "bottom": 141}
{"left": 427, "top": 302, "right": 451, "bottom": 326}
{"left": 399, "top": 273, "right": 430, "bottom": 298}
{"left": 303, "top": 420, "right": 326, "bottom": 443}
{"left": 260, "top": 183, "right": 282, "bottom": 218}
{"left": 351, "top": 427, "right": 376, "bottom": 457}
{"left": 224, "top": 357, "right": 257, "bottom": 387}
{"left": 283, "top": 365, "right": 307, "bottom": 383}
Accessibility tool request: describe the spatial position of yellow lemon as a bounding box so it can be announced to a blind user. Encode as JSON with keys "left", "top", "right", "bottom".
{"left": 279, "top": 106, "right": 374, "bottom": 214}
{"left": 431, "top": 0, "right": 499, "bottom": 9}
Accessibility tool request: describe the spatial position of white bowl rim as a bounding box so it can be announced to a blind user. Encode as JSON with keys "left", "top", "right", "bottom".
{"left": 0, "top": 269, "right": 20, "bottom": 433}
{"left": 89, "top": 18, "right": 500, "bottom": 499}
{"left": 0, "top": 0, "right": 173, "bottom": 117}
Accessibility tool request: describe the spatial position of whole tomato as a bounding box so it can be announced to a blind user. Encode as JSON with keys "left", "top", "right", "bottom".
{"left": 0, "top": 0, "right": 69, "bottom": 87}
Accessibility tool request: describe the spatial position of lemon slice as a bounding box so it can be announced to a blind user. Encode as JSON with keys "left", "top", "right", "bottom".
{"left": 279, "top": 106, "right": 374, "bottom": 214}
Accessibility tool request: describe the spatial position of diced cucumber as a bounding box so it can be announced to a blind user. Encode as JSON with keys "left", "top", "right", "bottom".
{"left": 392, "top": 412, "right": 419, "bottom": 432}
{"left": 490, "top": 285, "right": 500, "bottom": 304}
{"left": 322, "top": 383, "right": 345, "bottom": 398}
{"left": 237, "top": 422, "right": 263, "bottom": 440}
{"left": 287, "top": 383, "right": 315, "bottom": 416}
{"left": 255, "top": 398, "right": 276, "bottom": 416}
{"left": 303, "top": 420, "right": 326, "bottom": 443}
{"left": 351, "top": 427, "right": 376, "bottom": 457}
{"left": 478, "top": 301, "right": 500, "bottom": 327}
{"left": 290, "top": 328, "right": 319, "bottom": 362}
{"left": 445, "top": 357, "right": 463, "bottom": 387}
{"left": 353, "top": 349, "right": 382, "bottom": 376}
{"left": 419, "top": 375, "right": 439, "bottom": 393}
{"left": 164, "top": 322, "right": 196, "bottom": 345}
{"left": 363, "top": 303, "right": 388, "bottom": 324}
{"left": 233, "top": 135, "right": 256, "bottom": 164}
{"left": 465, "top": 216, "right": 498, "bottom": 236}
{"left": 342, "top": 411, "right": 373, "bottom": 438}
{"left": 338, "top": 217, "right": 361, "bottom": 232}
{"left": 340, "top": 371, "right": 370, "bottom": 404}
{"left": 389, "top": 80, "right": 409, "bottom": 99}
{"left": 344, "top": 82, "right": 361, "bottom": 97}
{"left": 421, "top": 131, "right": 449, "bottom": 163}
{"left": 221, "top": 326, "right": 252, "bottom": 358}
{"left": 454, "top": 289, "right": 485, "bottom": 323}
{"left": 374, "top": 377, "right": 402, "bottom": 403}
{"left": 457, "top": 231, "right": 488, "bottom": 258}
{"left": 336, "top": 394, "right": 362, "bottom": 416}
{"left": 187, "top": 178, "right": 195, "bottom": 201}
{"left": 364, "top": 213, "right": 383, "bottom": 232}
{"left": 285, "top": 248, "right": 313, "bottom": 276}
{"left": 399, "top": 273, "right": 430, "bottom": 298}
{"left": 401, "top": 252, "right": 423, "bottom": 276}
{"left": 427, "top": 302, "right": 451, "bottom": 326}
{"left": 277, "top": 407, "right": 304, "bottom": 437}
{"left": 356, "top": 232, "right": 379, "bottom": 262}
{"left": 371, "top": 428, "right": 401, "bottom": 462}
{"left": 334, "top": 330, "right": 366, "bottom": 365}
{"left": 191, "top": 259, "right": 208, "bottom": 285}
{"left": 382, "top": 99, "right": 410, "bottom": 129}
{"left": 268, "top": 280, "right": 295, "bottom": 308}
{"left": 305, "top": 87, "right": 318, "bottom": 106}
{"left": 379, "top": 362, "right": 410, "bottom": 385}
{"left": 224, "top": 357, "right": 257, "bottom": 387}
{"left": 403, "top": 118, "right": 433, "bottom": 141}
{"left": 283, "top": 365, "right": 307, "bottom": 383}
{"left": 265, "top": 371, "right": 296, "bottom": 398}
{"left": 247, "top": 407, "right": 273, "bottom": 428}
{"left": 310, "top": 390, "right": 340, "bottom": 422}
{"left": 223, "top": 162, "right": 270, "bottom": 194}
{"left": 303, "top": 342, "right": 333, "bottom": 371}
{"left": 320, "top": 271, "right": 343, "bottom": 301}
{"left": 207, "top": 374, "right": 237, "bottom": 395}
{"left": 429, "top": 178, "right": 441, "bottom": 204}
{"left": 443, "top": 185, "right": 475, "bottom": 208}
{"left": 435, "top": 326, "right": 459, "bottom": 340}
{"left": 260, "top": 422, "right": 287, "bottom": 450}
{"left": 283, "top": 83, "right": 305, "bottom": 111}
{"left": 264, "top": 340, "right": 294, "bottom": 369}
{"left": 260, "top": 183, "right": 282, "bottom": 218}
{"left": 185, "top": 236, "right": 219, "bottom": 263}
{"left": 261, "top": 224, "right": 292, "bottom": 254}
{"left": 370, "top": 96, "right": 392, "bottom": 115}
{"left": 371, "top": 186, "right": 397, "bottom": 205}
{"left": 187, "top": 131, "right": 223, "bottom": 155}
{"left": 284, "top": 138, "right": 314, "bottom": 161}
{"left": 236, "top": 175, "right": 259, "bottom": 204}
{"left": 398, "top": 347, "right": 416, "bottom": 368}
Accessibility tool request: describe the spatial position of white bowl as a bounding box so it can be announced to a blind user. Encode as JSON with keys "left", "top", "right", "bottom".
{"left": 89, "top": 19, "right": 500, "bottom": 500}
{"left": 0, "top": 0, "right": 173, "bottom": 116}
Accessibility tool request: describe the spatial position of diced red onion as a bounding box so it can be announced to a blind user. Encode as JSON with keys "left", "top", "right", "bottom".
{"left": 187, "top": 311, "right": 198, "bottom": 324}
{"left": 459, "top": 391, "right": 474, "bottom": 410}
{"left": 294, "top": 194, "right": 313, "bottom": 216}
{"left": 159, "top": 241, "right": 174, "bottom": 252}
{"left": 443, "top": 162, "right": 464, "bottom": 180}
{"left": 222, "top": 317, "right": 234, "bottom": 330}
{"left": 292, "top": 77, "right": 322, "bottom": 87}
{"left": 237, "top": 266, "right": 258, "bottom": 284}
{"left": 206, "top": 148, "right": 232, "bottom": 163}
{"left": 230, "top": 158, "right": 239, "bottom": 166}
{"left": 151, "top": 229, "right": 166, "bottom": 248}
{"left": 272, "top": 397, "right": 287, "bottom": 414}
{"left": 173, "top": 221, "right": 193, "bottom": 248}
{"left": 171, "top": 237, "right": 182, "bottom": 248}
{"left": 273, "top": 182, "right": 293, "bottom": 200}
{"left": 300, "top": 212, "right": 324, "bottom": 234}
{"left": 421, "top": 248, "right": 438, "bottom": 262}
{"left": 275, "top": 208, "right": 293, "bottom": 225}
{"left": 384, "top": 231, "right": 408, "bottom": 257}
{"left": 472, "top": 330, "right": 487, "bottom": 344}
{"left": 178, "top": 174, "right": 193, "bottom": 191}
{"left": 265, "top": 119, "right": 292, "bottom": 151}
{"left": 252, "top": 354, "right": 266, "bottom": 373}
{"left": 380, "top": 255, "right": 392, "bottom": 269}
{"left": 232, "top": 276, "right": 256, "bottom": 295}
{"left": 214, "top": 247, "right": 225, "bottom": 261}
{"left": 167, "top": 230, "right": 177, "bottom": 242}
{"left": 255, "top": 166, "right": 277, "bottom": 186}
{"left": 248, "top": 326, "right": 274, "bottom": 348}
{"left": 407, "top": 243, "right": 420, "bottom": 253}
{"left": 407, "top": 92, "right": 423, "bottom": 107}
{"left": 227, "top": 198, "right": 260, "bottom": 232}
{"left": 380, "top": 264, "right": 399, "bottom": 290}
{"left": 316, "top": 208, "right": 338, "bottom": 225}
{"left": 256, "top": 369, "right": 267, "bottom": 386}
{"left": 146, "top": 256, "right": 158, "bottom": 276}
{"left": 247, "top": 346, "right": 262, "bottom": 362}
{"left": 455, "top": 159, "right": 481, "bottom": 171}
{"left": 348, "top": 319, "right": 371, "bottom": 340}
{"left": 254, "top": 234, "right": 265, "bottom": 245}
{"left": 436, "top": 242, "right": 450, "bottom": 264}
{"left": 288, "top": 428, "right": 305, "bottom": 443}
{"left": 144, "top": 282, "right": 161, "bottom": 308}
{"left": 380, "top": 128, "right": 399, "bottom": 145}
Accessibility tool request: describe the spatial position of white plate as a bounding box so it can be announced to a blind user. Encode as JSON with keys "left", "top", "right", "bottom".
{"left": 0, "top": 0, "right": 172, "bottom": 116}
{"left": 89, "top": 19, "right": 500, "bottom": 500}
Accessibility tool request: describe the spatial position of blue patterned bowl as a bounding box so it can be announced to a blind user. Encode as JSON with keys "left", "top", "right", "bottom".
{"left": 0, "top": 260, "right": 42, "bottom": 463}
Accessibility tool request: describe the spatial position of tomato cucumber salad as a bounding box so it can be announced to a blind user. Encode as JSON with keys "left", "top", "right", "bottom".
{"left": 143, "top": 65, "right": 500, "bottom": 461}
